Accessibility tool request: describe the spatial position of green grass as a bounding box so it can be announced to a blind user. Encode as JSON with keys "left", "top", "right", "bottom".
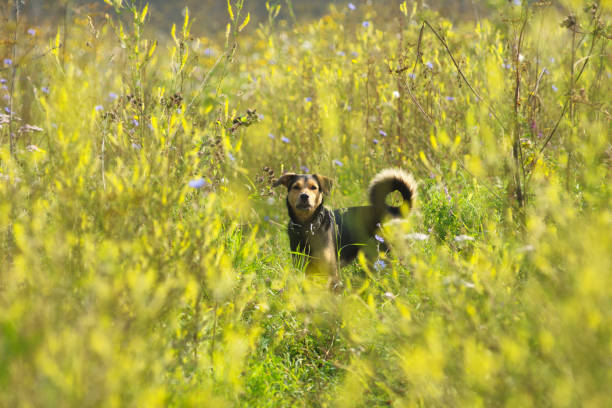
{"left": 0, "top": 0, "right": 611, "bottom": 406}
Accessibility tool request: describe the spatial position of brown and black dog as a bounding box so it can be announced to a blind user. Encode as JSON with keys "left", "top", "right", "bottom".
{"left": 273, "top": 169, "right": 417, "bottom": 288}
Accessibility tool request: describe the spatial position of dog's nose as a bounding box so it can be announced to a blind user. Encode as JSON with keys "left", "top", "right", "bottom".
{"left": 300, "top": 193, "right": 309, "bottom": 201}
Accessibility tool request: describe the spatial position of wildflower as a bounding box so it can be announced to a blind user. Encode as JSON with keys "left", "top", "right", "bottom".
{"left": 518, "top": 53, "right": 525, "bottom": 62}
{"left": 444, "top": 185, "right": 451, "bottom": 203}
{"left": 373, "top": 139, "right": 379, "bottom": 145}
{"left": 4, "top": 107, "right": 10, "bottom": 114}
{"left": 131, "top": 119, "right": 139, "bottom": 126}
{"left": 445, "top": 96, "right": 455, "bottom": 101}
{"left": 333, "top": 159, "right": 343, "bottom": 167}
{"left": 94, "top": 105, "right": 103, "bottom": 112}
{"left": 263, "top": 215, "right": 270, "bottom": 222}
{"left": 300, "top": 165, "right": 309, "bottom": 173}
{"left": 375, "top": 234, "right": 384, "bottom": 243}
{"left": 454, "top": 234, "right": 475, "bottom": 242}
{"left": 0, "top": 78, "right": 6, "bottom": 84}
{"left": 26, "top": 144, "right": 41, "bottom": 152}
{"left": 305, "top": 96, "right": 312, "bottom": 102}
{"left": 425, "top": 61, "right": 434, "bottom": 69}
{"left": 266, "top": 197, "right": 275, "bottom": 205}
{"left": 108, "top": 92, "right": 118, "bottom": 100}
{"left": 188, "top": 178, "right": 208, "bottom": 189}
{"left": 348, "top": 2, "right": 356, "bottom": 10}
{"left": 502, "top": 62, "right": 511, "bottom": 69}
{"left": 337, "top": 51, "right": 345, "bottom": 57}
{"left": 362, "top": 21, "right": 370, "bottom": 28}
{"left": 345, "top": 104, "right": 352, "bottom": 111}
{"left": 408, "top": 73, "right": 416, "bottom": 79}
{"left": 204, "top": 48, "right": 215, "bottom": 57}
{"left": 41, "top": 86, "right": 50, "bottom": 94}
{"left": 550, "top": 57, "right": 555, "bottom": 63}
{"left": 351, "top": 51, "right": 358, "bottom": 57}
{"left": 552, "top": 84, "right": 558, "bottom": 92}
{"left": 513, "top": 0, "right": 521, "bottom": 6}
{"left": 379, "top": 130, "right": 387, "bottom": 137}
{"left": 131, "top": 143, "right": 142, "bottom": 150}
{"left": 281, "top": 136, "right": 290, "bottom": 143}
{"left": 268, "top": 133, "right": 275, "bottom": 139}
{"left": 384, "top": 292, "right": 396, "bottom": 299}
{"left": 27, "top": 28, "right": 36, "bottom": 36}
{"left": 392, "top": 91, "right": 400, "bottom": 99}
{"left": 258, "top": 113, "right": 264, "bottom": 120}
{"left": 3, "top": 59, "right": 12, "bottom": 66}
{"left": 147, "top": 122, "right": 154, "bottom": 130}
{"left": 405, "top": 232, "right": 429, "bottom": 241}
{"left": 227, "top": 152, "right": 235, "bottom": 161}
{"left": 374, "top": 259, "right": 386, "bottom": 271}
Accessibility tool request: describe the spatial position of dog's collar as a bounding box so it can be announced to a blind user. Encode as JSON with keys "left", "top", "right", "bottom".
{"left": 288, "top": 204, "right": 329, "bottom": 236}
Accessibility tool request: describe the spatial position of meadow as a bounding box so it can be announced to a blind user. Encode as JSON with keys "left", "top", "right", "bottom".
{"left": 0, "top": 0, "right": 611, "bottom": 406}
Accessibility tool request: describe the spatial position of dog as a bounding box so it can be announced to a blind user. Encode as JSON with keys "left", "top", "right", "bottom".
{"left": 273, "top": 169, "right": 417, "bottom": 288}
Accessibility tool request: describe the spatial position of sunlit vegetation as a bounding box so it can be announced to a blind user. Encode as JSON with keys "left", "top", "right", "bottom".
{"left": 1, "top": 0, "right": 611, "bottom": 406}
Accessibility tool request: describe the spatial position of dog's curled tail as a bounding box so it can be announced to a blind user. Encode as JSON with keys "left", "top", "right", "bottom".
{"left": 368, "top": 168, "right": 417, "bottom": 216}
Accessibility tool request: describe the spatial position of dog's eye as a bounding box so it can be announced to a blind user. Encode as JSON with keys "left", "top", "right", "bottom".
{"left": 310, "top": 185, "right": 317, "bottom": 190}
{"left": 292, "top": 185, "right": 300, "bottom": 190}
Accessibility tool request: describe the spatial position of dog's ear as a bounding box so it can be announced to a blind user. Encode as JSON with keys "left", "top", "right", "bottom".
{"left": 313, "top": 174, "right": 333, "bottom": 195}
{"left": 273, "top": 173, "right": 297, "bottom": 189}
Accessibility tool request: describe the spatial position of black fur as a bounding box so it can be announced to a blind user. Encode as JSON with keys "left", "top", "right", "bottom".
{"left": 284, "top": 170, "right": 416, "bottom": 268}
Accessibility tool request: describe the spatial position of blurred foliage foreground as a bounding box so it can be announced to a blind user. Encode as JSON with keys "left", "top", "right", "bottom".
{"left": 0, "top": 0, "right": 611, "bottom": 406}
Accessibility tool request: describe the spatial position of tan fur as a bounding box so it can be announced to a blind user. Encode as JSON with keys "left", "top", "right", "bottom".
{"left": 286, "top": 177, "right": 323, "bottom": 223}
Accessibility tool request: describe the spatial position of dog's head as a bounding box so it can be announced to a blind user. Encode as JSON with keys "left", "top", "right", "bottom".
{"left": 273, "top": 173, "right": 333, "bottom": 222}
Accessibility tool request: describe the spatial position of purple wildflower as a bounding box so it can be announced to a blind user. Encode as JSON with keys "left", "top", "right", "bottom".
{"left": 188, "top": 178, "right": 208, "bottom": 189}
{"left": 94, "top": 105, "right": 103, "bottom": 112}
{"left": 227, "top": 152, "right": 235, "bottom": 161}
{"left": 300, "top": 166, "right": 310, "bottom": 173}
{"left": 379, "top": 130, "right": 387, "bottom": 137}
{"left": 375, "top": 234, "right": 384, "bottom": 243}
{"left": 425, "top": 61, "right": 434, "bottom": 69}
{"left": 108, "top": 92, "right": 118, "bottom": 100}
{"left": 445, "top": 96, "right": 455, "bottom": 101}
{"left": 41, "top": 86, "right": 50, "bottom": 94}
{"left": 4, "top": 107, "right": 10, "bottom": 114}
{"left": 305, "top": 96, "right": 312, "bottom": 102}
{"left": 373, "top": 139, "right": 379, "bottom": 145}
{"left": 132, "top": 119, "right": 139, "bottom": 126}
{"left": 362, "top": 21, "right": 370, "bottom": 28}
{"left": 268, "top": 133, "right": 275, "bottom": 139}
{"left": 408, "top": 73, "right": 416, "bottom": 79}
{"left": 333, "top": 159, "right": 343, "bottom": 167}
{"left": 351, "top": 51, "right": 358, "bottom": 57}
{"left": 444, "top": 185, "right": 452, "bottom": 204}
{"left": 27, "top": 28, "right": 36, "bottom": 36}
{"left": 552, "top": 84, "right": 558, "bottom": 92}
{"left": 131, "top": 143, "right": 142, "bottom": 150}
{"left": 374, "top": 259, "right": 386, "bottom": 271}
{"left": 348, "top": 2, "right": 356, "bottom": 10}
{"left": 281, "top": 136, "right": 290, "bottom": 143}
{"left": 0, "top": 78, "right": 6, "bottom": 84}
{"left": 3, "top": 59, "right": 12, "bottom": 66}
{"left": 502, "top": 62, "right": 511, "bottom": 69}
{"left": 337, "top": 51, "right": 345, "bottom": 57}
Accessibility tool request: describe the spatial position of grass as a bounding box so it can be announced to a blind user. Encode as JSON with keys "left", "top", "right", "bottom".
{"left": 0, "top": 0, "right": 611, "bottom": 406}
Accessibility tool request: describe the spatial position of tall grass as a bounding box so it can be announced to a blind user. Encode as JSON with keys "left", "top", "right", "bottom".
{"left": 1, "top": 0, "right": 610, "bottom": 406}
